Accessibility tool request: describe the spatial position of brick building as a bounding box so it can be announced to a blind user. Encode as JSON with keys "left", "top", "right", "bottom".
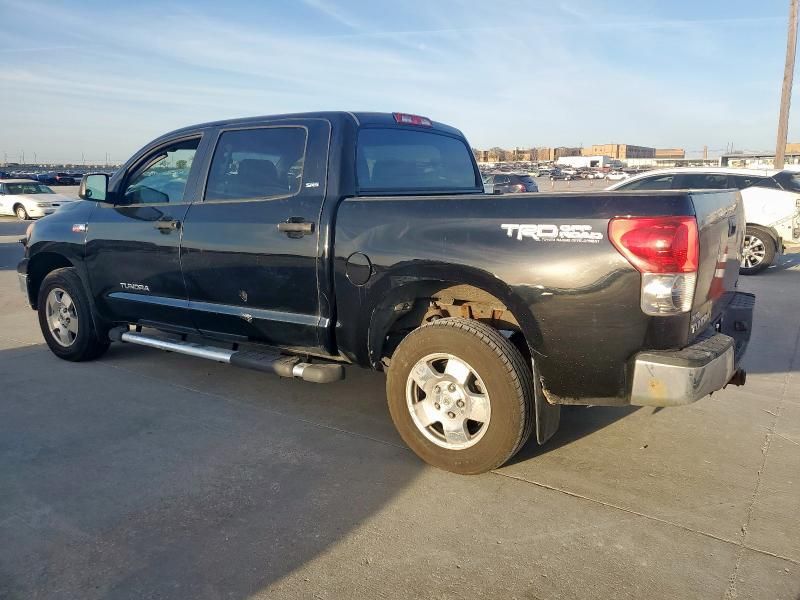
{"left": 582, "top": 144, "right": 655, "bottom": 160}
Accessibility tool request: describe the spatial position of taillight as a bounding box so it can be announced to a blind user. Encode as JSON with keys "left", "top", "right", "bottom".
{"left": 609, "top": 216, "right": 699, "bottom": 315}
{"left": 393, "top": 112, "right": 433, "bottom": 126}
{"left": 513, "top": 183, "right": 526, "bottom": 192}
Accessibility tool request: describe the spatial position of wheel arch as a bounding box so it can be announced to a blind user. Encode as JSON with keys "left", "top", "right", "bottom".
{"left": 363, "top": 265, "right": 542, "bottom": 370}
{"left": 26, "top": 252, "right": 75, "bottom": 308}
{"left": 746, "top": 222, "right": 781, "bottom": 250}
{"left": 26, "top": 252, "right": 109, "bottom": 336}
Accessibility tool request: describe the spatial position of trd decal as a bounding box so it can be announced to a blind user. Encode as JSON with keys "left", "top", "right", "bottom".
{"left": 501, "top": 223, "right": 603, "bottom": 243}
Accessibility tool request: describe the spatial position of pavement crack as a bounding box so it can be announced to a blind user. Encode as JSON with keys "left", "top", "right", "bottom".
{"left": 492, "top": 470, "right": 800, "bottom": 568}
{"left": 724, "top": 323, "right": 800, "bottom": 599}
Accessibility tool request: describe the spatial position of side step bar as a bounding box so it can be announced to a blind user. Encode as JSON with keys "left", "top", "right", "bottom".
{"left": 109, "top": 328, "right": 344, "bottom": 384}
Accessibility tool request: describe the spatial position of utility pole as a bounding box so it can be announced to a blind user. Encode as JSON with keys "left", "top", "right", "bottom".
{"left": 776, "top": 0, "right": 799, "bottom": 169}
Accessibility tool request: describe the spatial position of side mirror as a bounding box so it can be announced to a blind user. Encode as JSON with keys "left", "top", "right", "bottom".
{"left": 79, "top": 173, "right": 110, "bottom": 202}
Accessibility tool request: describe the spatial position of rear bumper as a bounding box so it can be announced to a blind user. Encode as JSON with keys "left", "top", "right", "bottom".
{"left": 630, "top": 292, "right": 755, "bottom": 407}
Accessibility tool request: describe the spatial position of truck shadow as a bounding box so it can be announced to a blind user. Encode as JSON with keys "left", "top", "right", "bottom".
{"left": 507, "top": 405, "right": 640, "bottom": 466}
{"left": 0, "top": 339, "right": 643, "bottom": 600}
{"left": 0, "top": 343, "right": 423, "bottom": 600}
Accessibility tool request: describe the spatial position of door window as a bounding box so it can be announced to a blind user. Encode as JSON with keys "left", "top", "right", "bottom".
{"left": 618, "top": 174, "right": 675, "bottom": 190}
{"left": 205, "top": 127, "right": 307, "bottom": 201}
{"left": 676, "top": 173, "right": 729, "bottom": 189}
{"left": 122, "top": 139, "right": 199, "bottom": 204}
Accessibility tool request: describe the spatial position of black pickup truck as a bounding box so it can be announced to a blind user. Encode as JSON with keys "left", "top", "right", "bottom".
{"left": 18, "top": 111, "right": 754, "bottom": 474}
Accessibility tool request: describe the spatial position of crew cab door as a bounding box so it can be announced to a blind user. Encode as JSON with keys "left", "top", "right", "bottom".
{"left": 179, "top": 118, "right": 330, "bottom": 352}
{"left": 84, "top": 133, "right": 209, "bottom": 330}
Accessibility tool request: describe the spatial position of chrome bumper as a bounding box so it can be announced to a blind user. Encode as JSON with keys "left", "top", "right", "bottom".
{"left": 630, "top": 292, "right": 755, "bottom": 407}
{"left": 630, "top": 334, "right": 735, "bottom": 407}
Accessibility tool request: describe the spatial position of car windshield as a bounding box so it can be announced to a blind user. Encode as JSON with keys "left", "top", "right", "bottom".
{"left": 6, "top": 183, "right": 54, "bottom": 194}
{"left": 773, "top": 170, "right": 800, "bottom": 192}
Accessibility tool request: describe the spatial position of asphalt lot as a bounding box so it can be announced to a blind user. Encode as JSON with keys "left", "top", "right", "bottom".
{"left": 0, "top": 191, "right": 799, "bottom": 599}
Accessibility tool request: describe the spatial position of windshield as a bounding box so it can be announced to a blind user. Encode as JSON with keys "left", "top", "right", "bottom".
{"left": 357, "top": 128, "right": 479, "bottom": 193}
{"left": 6, "top": 183, "right": 54, "bottom": 194}
{"left": 773, "top": 170, "right": 800, "bottom": 192}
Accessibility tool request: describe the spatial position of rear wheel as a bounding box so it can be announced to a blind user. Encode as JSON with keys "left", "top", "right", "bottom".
{"left": 387, "top": 318, "right": 533, "bottom": 475}
{"left": 14, "top": 204, "right": 29, "bottom": 220}
{"left": 740, "top": 226, "right": 776, "bottom": 275}
{"left": 37, "top": 267, "right": 109, "bottom": 361}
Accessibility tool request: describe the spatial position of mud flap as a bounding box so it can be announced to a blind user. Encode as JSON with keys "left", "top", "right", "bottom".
{"left": 533, "top": 360, "right": 560, "bottom": 444}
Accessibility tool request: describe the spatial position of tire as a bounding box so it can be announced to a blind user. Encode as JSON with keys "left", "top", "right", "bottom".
{"left": 14, "top": 204, "right": 29, "bottom": 220}
{"left": 37, "top": 267, "right": 110, "bottom": 361}
{"left": 740, "top": 226, "right": 776, "bottom": 275}
{"left": 386, "top": 317, "right": 534, "bottom": 475}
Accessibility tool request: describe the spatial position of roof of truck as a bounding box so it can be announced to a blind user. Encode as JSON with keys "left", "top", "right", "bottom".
{"left": 162, "top": 111, "right": 464, "bottom": 139}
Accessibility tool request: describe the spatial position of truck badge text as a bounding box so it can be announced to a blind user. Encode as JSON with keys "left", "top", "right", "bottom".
{"left": 120, "top": 283, "right": 150, "bottom": 292}
{"left": 501, "top": 223, "right": 603, "bottom": 243}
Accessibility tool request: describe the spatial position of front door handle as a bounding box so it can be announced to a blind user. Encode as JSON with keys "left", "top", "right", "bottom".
{"left": 278, "top": 218, "right": 314, "bottom": 238}
{"left": 154, "top": 219, "right": 181, "bottom": 232}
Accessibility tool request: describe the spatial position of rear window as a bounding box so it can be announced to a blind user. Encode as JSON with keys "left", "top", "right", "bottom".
{"left": 618, "top": 174, "right": 675, "bottom": 190}
{"left": 357, "top": 128, "right": 478, "bottom": 193}
{"left": 676, "top": 173, "right": 729, "bottom": 189}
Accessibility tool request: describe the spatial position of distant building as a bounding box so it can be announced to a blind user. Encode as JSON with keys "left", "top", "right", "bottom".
{"left": 720, "top": 146, "right": 800, "bottom": 168}
{"left": 535, "top": 146, "right": 582, "bottom": 161}
{"left": 582, "top": 144, "right": 655, "bottom": 160}
{"left": 626, "top": 157, "right": 721, "bottom": 168}
{"left": 655, "top": 148, "right": 686, "bottom": 159}
{"left": 784, "top": 143, "right": 800, "bottom": 154}
{"left": 556, "top": 155, "right": 618, "bottom": 169}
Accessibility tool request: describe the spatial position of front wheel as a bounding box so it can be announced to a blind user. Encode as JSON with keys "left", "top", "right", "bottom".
{"left": 387, "top": 318, "right": 533, "bottom": 475}
{"left": 15, "top": 205, "right": 29, "bottom": 220}
{"left": 37, "top": 267, "right": 110, "bottom": 361}
{"left": 740, "top": 226, "right": 776, "bottom": 275}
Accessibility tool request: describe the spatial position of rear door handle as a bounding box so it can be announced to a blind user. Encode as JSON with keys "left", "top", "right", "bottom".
{"left": 278, "top": 218, "right": 314, "bottom": 238}
{"left": 728, "top": 216, "right": 737, "bottom": 236}
{"left": 154, "top": 219, "right": 181, "bottom": 231}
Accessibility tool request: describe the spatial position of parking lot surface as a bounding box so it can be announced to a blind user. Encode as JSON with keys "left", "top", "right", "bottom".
{"left": 0, "top": 209, "right": 798, "bottom": 599}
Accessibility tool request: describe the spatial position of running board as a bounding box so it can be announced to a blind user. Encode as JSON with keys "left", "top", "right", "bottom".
{"left": 109, "top": 328, "right": 344, "bottom": 384}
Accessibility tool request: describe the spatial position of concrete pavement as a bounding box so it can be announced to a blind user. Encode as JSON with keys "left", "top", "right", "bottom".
{"left": 0, "top": 220, "right": 798, "bottom": 599}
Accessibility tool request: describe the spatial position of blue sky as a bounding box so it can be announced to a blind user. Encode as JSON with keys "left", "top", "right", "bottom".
{"left": 0, "top": 0, "right": 794, "bottom": 163}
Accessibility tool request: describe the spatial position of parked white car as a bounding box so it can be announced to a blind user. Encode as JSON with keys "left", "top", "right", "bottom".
{"left": 606, "top": 167, "right": 800, "bottom": 274}
{"left": 0, "top": 179, "right": 76, "bottom": 220}
{"left": 605, "top": 170, "right": 629, "bottom": 181}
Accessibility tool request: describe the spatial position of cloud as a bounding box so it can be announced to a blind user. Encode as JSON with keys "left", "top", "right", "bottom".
{"left": 301, "top": 0, "right": 361, "bottom": 30}
{"left": 0, "top": 0, "right": 791, "bottom": 162}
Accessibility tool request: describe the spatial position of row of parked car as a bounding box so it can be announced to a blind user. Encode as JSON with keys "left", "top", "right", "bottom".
{"left": 0, "top": 171, "right": 86, "bottom": 185}
{"left": 481, "top": 166, "right": 633, "bottom": 185}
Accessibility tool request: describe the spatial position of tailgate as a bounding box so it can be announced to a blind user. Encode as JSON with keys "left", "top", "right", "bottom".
{"left": 688, "top": 189, "right": 744, "bottom": 341}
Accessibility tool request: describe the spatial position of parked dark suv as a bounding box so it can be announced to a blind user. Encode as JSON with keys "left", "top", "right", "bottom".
{"left": 483, "top": 172, "right": 538, "bottom": 193}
